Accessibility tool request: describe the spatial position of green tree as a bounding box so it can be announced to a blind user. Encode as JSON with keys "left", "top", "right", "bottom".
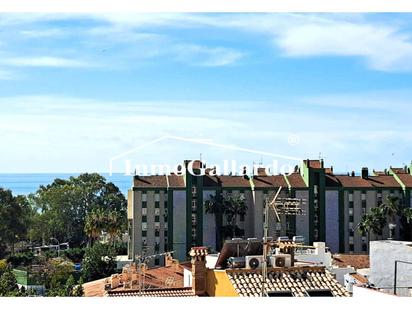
{"left": 29, "top": 173, "right": 126, "bottom": 247}
{"left": 204, "top": 192, "right": 225, "bottom": 250}
{"left": 0, "top": 189, "right": 30, "bottom": 257}
{"left": 205, "top": 192, "right": 248, "bottom": 250}
{"left": 45, "top": 257, "right": 74, "bottom": 290}
{"left": 72, "top": 277, "right": 84, "bottom": 297}
{"left": 0, "top": 268, "right": 19, "bottom": 296}
{"left": 223, "top": 193, "right": 247, "bottom": 239}
{"left": 82, "top": 243, "right": 116, "bottom": 282}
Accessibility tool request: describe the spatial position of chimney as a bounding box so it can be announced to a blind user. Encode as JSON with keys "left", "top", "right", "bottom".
{"left": 320, "top": 159, "right": 324, "bottom": 168}
{"left": 189, "top": 246, "right": 208, "bottom": 296}
{"left": 165, "top": 253, "right": 180, "bottom": 272}
{"left": 361, "top": 167, "right": 369, "bottom": 179}
{"left": 351, "top": 171, "right": 355, "bottom": 177}
{"left": 257, "top": 167, "right": 267, "bottom": 176}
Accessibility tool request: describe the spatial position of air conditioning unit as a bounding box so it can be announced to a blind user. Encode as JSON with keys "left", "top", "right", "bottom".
{"left": 270, "top": 254, "right": 292, "bottom": 268}
{"left": 245, "top": 255, "right": 265, "bottom": 269}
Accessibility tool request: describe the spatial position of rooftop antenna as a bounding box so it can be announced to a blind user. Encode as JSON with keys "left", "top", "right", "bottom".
{"left": 261, "top": 187, "right": 306, "bottom": 297}
{"left": 200, "top": 153, "right": 202, "bottom": 161}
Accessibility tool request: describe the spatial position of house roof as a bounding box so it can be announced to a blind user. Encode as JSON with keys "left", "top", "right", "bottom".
{"left": 133, "top": 175, "right": 168, "bottom": 188}
{"left": 227, "top": 266, "right": 349, "bottom": 297}
{"left": 394, "top": 173, "right": 412, "bottom": 187}
{"left": 367, "top": 175, "right": 401, "bottom": 188}
{"left": 106, "top": 287, "right": 196, "bottom": 297}
{"left": 252, "top": 175, "right": 288, "bottom": 188}
{"left": 326, "top": 174, "right": 401, "bottom": 188}
{"left": 332, "top": 254, "right": 370, "bottom": 269}
{"left": 203, "top": 175, "right": 251, "bottom": 188}
{"left": 286, "top": 173, "right": 307, "bottom": 188}
{"left": 83, "top": 264, "right": 185, "bottom": 297}
{"left": 349, "top": 273, "right": 369, "bottom": 285}
{"left": 168, "top": 174, "right": 185, "bottom": 188}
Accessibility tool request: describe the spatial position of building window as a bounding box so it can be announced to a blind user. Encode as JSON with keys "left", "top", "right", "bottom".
{"left": 192, "top": 200, "right": 197, "bottom": 211}
{"left": 155, "top": 215, "right": 160, "bottom": 222}
{"left": 155, "top": 230, "right": 160, "bottom": 237}
{"left": 192, "top": 186, "right": 197, "bottom": 195}
{"left": 142, "top": 208, "right": 147, "bottom": 216}
{"left": 361, "top": 191, "right": 366, "bottom": 201}
{"left": 164, "top": 230, "right": 168, "bottom": 237}
{"left": 348, "top": 193, "right": 353, "bottom": 202}
{"left": 349, "top": 229, "right": 354, "bottom": 237}
{"left": 154, "top": 208, "right": 160, "bottom": 216}
{"left": 348, "top": 208, "right": 354, "bottom": 216}
{"left": 349, "top": 215, "right": 354, "bottom": 222}
{"left": 142, "top": 223, "right": 147, "bottom": 231}
{"left": 362, "top": 243, "right": 367, "bottom": 252}
{"left": 155, "top": 193, "right": 160, "bottom": 202}
{"left": 155, "top": 201, "right": 160, "bottom": 208}
{"left": 142, "top": 193, "right": 147, "bottom": 202}
{"left": 349, "top": 244, "right": 354, "bottom": 252}
{"left": 142, "top": 215, "right": 147, "bottom": 222}
{"left": 142, "top": 230, "right": 147, "bottom": 237}
{"left": 142, "top": 201, "right": 147, "bottom": 208}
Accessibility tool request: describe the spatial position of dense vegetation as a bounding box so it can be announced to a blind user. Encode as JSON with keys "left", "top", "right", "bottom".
{"left": 0, "top": 173, "right": 127, "bottom": 296}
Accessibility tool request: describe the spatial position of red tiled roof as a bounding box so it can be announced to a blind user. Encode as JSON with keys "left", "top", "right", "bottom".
{"left": 396, "top": 173, "right": 412, "bottom": 187}
{"left": 252, "top": 175, "right": 288, "bottom": 188}
{"left": 168, "top": 174, "right": 185, "bottom": 188}
{"left": 367, "top": 175, "right": 401, "bottom": 188}
{"left": 350, "top": 273, "right": 369, "bottom": 285}
{"left": 106, "top": 287, "right": 196, "bottom": 297}
{"left": 332, "top": 254, "right": 370, "bottom": 269}
{"left": 286, "top": 173, "right": 307, "bottom": 188}
{"left": 391, "top": 167, "right": 408, "bottom": 174}
{"left": 133, "top": 175, "right": 167, "bottom": 188}
{"left": 203, "top": 175, "right": 251, "bottom": 188}
{"left": 327, "top": 175, "right": 372, "bottom": 187}
{"left": 83, "top": 265, "right": 185, "bottom": 297}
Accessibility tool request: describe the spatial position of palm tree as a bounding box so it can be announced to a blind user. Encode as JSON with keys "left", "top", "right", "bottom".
{"left": 358, "top": 207, "right": 387, "bottom": 241}
{"left": 204, "top": 192, "right": 224, "bottom": 251}
{"left": 223, "top": 193, "right": 247, "bottom": 239}
{"left": 382, "top": 196, "right": 399, "bottom": 239}
{"left": 84, "top": 208, "right": 104, "bottom": 246}
{"left": 106, "top": 210, "right": 122, "bottom": 244}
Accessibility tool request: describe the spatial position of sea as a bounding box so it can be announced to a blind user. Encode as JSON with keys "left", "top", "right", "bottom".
{"left": 0, "top": 173, "right": 133, "bottom": 196}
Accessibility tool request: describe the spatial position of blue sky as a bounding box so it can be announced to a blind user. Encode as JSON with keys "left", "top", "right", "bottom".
{"left": 1, "top": 13, "right": 412, "bottom": 173}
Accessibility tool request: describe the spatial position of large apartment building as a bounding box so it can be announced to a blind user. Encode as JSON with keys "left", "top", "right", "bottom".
{"left": 127, "top": 159, "right": 412, "bottom": 265}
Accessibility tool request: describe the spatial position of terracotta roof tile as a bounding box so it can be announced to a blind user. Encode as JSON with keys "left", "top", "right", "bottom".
{"left": 286, "top": 173, "right": 307, "bottom": 188}
{"left": 396, "top": 173, "right": 412, "bottom": 187}
{"left": 168, "top": 174, "right": 185, "bottom": 188}
{"left": 252, "top": 175, "right": 288, "bottom": 188}
{"left": 332, "top": 254, "right": 370, "bottom": 269}
{"left": 133, "top": 175, "right": 168, "bottom": 188}
{"left": 366, "top": 176, "right": 401, "bottom": 188}
{"left": 203, "top": 175, "right": 251, "bottom": 188}
{"left": 106, "top": 287, "right": 196, "bottom": 297}
{"left": 84, "top": 265, "right": 185, "bottom": 297}
{"left": 227, "top": 266, "right": 349, "bottom": 297}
